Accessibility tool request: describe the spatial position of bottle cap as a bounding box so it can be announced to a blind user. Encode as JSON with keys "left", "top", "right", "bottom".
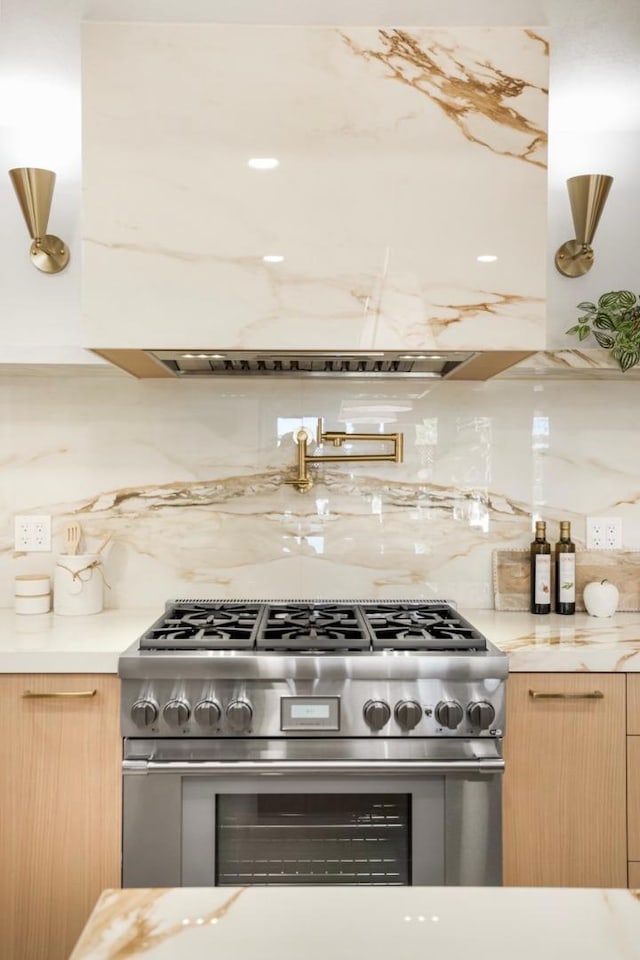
{"left": 560, "top": 520, "right": 570, "bottom": 531}
{"left": 535, "top": 520, "right": 546, "bottom": 533}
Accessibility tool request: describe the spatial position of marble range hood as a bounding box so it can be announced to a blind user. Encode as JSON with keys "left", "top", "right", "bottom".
{"left": 82, "top": 24, "right": 548, "bottom": 381}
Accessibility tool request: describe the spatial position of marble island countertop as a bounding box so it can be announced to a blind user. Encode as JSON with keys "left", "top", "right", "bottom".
{"left": 0, "top": 606, "right": 640, "bottom": 673}
{"left": 70, "top": 885, "right": 640, "bottom": 960}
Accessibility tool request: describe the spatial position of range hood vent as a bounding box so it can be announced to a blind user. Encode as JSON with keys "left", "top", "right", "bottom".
{"left": 145, "top": 350, "right": 477, "bottom": 380}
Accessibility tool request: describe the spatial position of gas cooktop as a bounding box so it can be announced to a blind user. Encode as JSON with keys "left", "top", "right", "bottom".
{"left": 138, "top": 599, "right": 488, "bottom": 653}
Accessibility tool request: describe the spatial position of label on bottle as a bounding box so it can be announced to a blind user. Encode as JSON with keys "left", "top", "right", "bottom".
{"left": 558, "top": 554, "right": 576, "bottom": 602}
{"left": 535, "top": 555, "right": 551, "bottom": 605}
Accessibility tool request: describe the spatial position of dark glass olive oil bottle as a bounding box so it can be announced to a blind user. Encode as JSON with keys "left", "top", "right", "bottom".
{"left": 530, "top": 520, "right": 551, "bottom": 614}
{"left": 555, "top": 520, "right": 576, "bottom": 615}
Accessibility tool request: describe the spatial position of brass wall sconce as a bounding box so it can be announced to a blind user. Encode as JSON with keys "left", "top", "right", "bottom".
{"left": 8, "top": 167, "right": 69, "bottom": 274}
{"left": 555, "top": 173, "right": 613, "bottom": 278}
{"left": 287, "top": 418, "right": 404, "bottom": 493}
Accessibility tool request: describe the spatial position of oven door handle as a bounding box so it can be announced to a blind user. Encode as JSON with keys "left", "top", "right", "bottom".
{"left": 124, "top": 758, "right": 504, "bottom": 776}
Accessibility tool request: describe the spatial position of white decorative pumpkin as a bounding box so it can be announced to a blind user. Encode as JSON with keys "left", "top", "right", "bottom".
{"left": 583, "top": 579, "right": 619, "bottom": 618}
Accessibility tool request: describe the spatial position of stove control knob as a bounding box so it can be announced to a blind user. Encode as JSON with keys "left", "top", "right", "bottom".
{"left": 226, "top": 699, "right": 253, "bottom": 732}
{"left": 467, "top": 701, "right": 496, "bottom": 730}
{"left": 394, "top": 700, "right": 423, "bottom": 731}
{"left": 130, "top": 699, "right": 158, "bottom": 727}
{"left": 194, "top": 699, "right": 221, "bottom": 728}
{"left": 363, "top": 699, "right": 391, "bottom": 731}
{"left": 163, "top": 699, "right": 191, "bottom": 727}
{"left": 435, "top": 700, "right": 464, "bottom": 730}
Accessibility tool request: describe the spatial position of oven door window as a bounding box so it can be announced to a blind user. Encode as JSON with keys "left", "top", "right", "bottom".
{"left": 215, "top": 793, "right": 410, "bottom": 885}
{"left": 181, "top": 775, "right": 444, "bottom": 887}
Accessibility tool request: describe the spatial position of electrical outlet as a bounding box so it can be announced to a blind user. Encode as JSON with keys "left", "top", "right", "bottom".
{"left": 14, "top": 515, "right": 52, "bottom": 552}
{"left": 586, "top": 516, "right": 622, "bottom": 550}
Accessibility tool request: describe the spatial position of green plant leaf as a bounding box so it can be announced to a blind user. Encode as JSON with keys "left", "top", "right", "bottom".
{"left": 593, "top": 331, "right": 615, "bottom": 349}
{"left": 576, "top": 301, "right": 596, "bottom": 313}
{"left": 599, "top": 291, "right": 621, "bottom": 308}
{"left": 593, "top": 312, "right": 615, "bottom": 330}
{"left": 618, "top": 350, "right": 640, "bottom": 372}
{"left": 578, "top": 325, "right": 591, "bottom": 342}
{"left": 617, "top": 290, "right": 637, "bottom": 307}
{"left": 566, "top": 325, "right": 581, "bottom": 335}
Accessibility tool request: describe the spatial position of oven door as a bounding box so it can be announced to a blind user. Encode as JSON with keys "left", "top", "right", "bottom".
{"left": 122, "top": 738, "right": 503, "bottom": 888}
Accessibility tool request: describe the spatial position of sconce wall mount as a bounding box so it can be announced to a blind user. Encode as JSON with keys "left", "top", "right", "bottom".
{"left": 8, "top": 167, "right": 69, "bottom": 274}
{"left": 555, "top": 173, "right": 613, "bottom": 278}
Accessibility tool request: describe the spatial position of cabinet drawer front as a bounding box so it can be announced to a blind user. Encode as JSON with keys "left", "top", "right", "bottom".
{"left": 630, "top": 863, "right": 640, "bottom": 888}
{"left": 630, "top": 737, "right": 640, "bottom": 862}
{"left": 504, "top": 673, "right": 627, "bottom": 888}
{"left": 629, "top": 676, "right": 640, "bottom": 734}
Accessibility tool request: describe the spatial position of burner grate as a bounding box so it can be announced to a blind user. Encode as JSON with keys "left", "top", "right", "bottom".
{"left": 258, "top": 604, "right": 370, "bottom": 651}
{"left": 362, "top": 603, "right": 487, "bottom": 652}
{"left": 140, "top": 602, "right": 264, "bottom": 649}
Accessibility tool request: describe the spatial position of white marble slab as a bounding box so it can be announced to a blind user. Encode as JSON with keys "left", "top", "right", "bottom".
{"left": 0, "top": 606, "right": 638, "bottom": 674}
{"left": 82, "top": 24, "right": 547, "bottom": 351}
{"left": 69, "top": 886, "right": 640, "bottom": 960}
{"left": 3, "top": 372, "right": 640, "bottom": 614}
{"left": 0, "top": 609, "right": 153, "bottom": 673}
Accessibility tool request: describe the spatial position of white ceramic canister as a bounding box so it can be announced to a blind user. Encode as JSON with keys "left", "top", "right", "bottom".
{"left": 53, "top": 554, "right": 104, "bottom": 616}
{"left": 14, "top": 574, "right": 51, "bottom": 615}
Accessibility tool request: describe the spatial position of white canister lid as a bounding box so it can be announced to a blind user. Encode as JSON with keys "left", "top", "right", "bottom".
{"left": 15, "top": 574, "right": 51, "bottom": 597}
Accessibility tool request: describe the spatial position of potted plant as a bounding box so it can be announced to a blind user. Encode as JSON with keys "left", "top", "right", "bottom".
{"left": 566, "top": 290, "right": 640, "bottom": 371}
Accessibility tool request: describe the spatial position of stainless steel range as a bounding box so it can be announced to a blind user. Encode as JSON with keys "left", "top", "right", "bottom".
{"left": 119, "top": 599, "right": 507, "bottom": 888}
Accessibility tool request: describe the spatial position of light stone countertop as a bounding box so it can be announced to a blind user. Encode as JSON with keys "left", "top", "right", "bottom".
{"left": 69, "top": 886, "right": 640, "bottom": 960}
{"left": 0, "top": 606, "right": 639, "bottom": 673}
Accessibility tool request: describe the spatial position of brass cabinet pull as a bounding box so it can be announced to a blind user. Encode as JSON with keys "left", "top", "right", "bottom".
{"left": 22, "top": 689, "right": 98, "bottom": 699}
{"left": 528, "top": 689, "right": 604, "bottom": 700}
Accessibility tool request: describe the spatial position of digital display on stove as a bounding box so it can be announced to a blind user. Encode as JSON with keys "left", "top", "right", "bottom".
{"left": 281, "top": 697, "right": 340, "bottom": 731}
{"left": 291, "top": 704, "right": 331, "bottom": 719}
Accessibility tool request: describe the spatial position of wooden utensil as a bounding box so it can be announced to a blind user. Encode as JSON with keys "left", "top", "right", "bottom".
{"left": 63, "top": 520, "right": 82, "bottom": 555}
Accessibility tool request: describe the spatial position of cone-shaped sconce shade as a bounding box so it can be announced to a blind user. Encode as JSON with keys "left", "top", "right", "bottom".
{"left": 567, "top": 174, "right": 614, "bottom": 247}
{"left": 9, "top": 167, "right": 56, "bottom": 240}
{"left": 8, "top": 167, "right": 69, "bottom": 273}
{"left": 555, "top": 173, "right": 614, "bottom": 278}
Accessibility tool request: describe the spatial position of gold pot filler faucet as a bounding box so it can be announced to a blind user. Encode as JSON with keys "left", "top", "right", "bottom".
{"left": 287, "top": 417, "right": 404, "bottom": 493}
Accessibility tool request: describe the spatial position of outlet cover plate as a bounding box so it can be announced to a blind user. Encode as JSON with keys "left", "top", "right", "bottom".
{"left": 14, "top": 515, "right": 52, "bottom": 552}
{"left": 586, "top": 516, "right": 622, "bottom": 550}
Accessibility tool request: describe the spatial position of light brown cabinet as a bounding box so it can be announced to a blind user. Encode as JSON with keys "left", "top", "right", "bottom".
{"left": 503, "top": 672, "right": 627, "bottom": 888}
{"left": 0, "top": 674, "right": 121, "bottom": 960}
{"left": 629, "top": 675, "right": 640, "bottom": 886}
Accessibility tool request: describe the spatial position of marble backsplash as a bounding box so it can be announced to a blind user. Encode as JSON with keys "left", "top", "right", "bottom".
{"left": 1, "top": 369, "right": 638, "bottom": 610}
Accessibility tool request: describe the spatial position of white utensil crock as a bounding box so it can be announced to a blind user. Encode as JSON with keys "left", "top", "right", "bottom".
{"left": 54, "top": 554, "right": 104, "bottom": 616}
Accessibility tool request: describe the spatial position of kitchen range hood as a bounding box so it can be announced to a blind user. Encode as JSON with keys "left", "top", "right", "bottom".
{"left": 93, "top": 349, "right": 536, "bottom": 381}
{"left": 83, "top": 25, "right": 547, "bottom": 383}
{"left": 146, "top": 349, "right": 474, "bottom": 379}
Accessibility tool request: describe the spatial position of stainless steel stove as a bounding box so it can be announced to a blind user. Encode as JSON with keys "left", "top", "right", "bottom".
{"left": 119, "top": 599, "right": 507, "bottom": 889}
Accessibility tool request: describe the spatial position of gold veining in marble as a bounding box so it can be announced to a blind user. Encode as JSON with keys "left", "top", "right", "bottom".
{"left": 341, "top": 29, "right": 548, "bottom": 167}
{"left": 71, "top": 887, "right": 245, "bottom": 958}
{"left": 423, "top": 291, "right": 545, "bottom": 337}
{"left": 525, "top": 30, "right": 550, "bottom": 56}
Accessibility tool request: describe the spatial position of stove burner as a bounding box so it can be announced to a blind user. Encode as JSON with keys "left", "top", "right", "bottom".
{"left": 140, "top": 602, "right": 263, "bottom": 649}
{"left": 362, "top": 604, "right": 487, "bottom": 651}
{"left": 259, "top": 604, "right": 369, "bottom": 651}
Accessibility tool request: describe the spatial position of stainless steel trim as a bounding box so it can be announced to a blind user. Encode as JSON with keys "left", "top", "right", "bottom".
{"left": 528, "top": 689, "right": 604, "bottom": 700}
{"left": 123, "top": 736, "right": 503, "bottom": 764}
{"left": 147, "top": 350, "right": 477, "bottom": 381}
{"left": 119, "top": 643, "right": 508, "bottom": 682}
{"left": 124, "top": 758, "right": 504, "bottom": 775}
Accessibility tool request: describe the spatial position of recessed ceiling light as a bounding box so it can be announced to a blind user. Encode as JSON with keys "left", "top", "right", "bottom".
{"left": 248, "top": 157, "right": 279, "bottom": 170}
{"left": 477, "top": 254, "right": 498, "bottom": 263}
{"left": 263, "top": 254, "right": 284, "bottom": 263}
